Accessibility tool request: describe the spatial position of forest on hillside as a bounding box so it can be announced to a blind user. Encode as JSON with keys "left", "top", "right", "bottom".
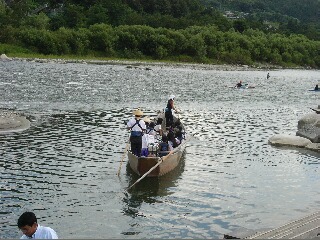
{"left": 0, "top": 0, "right": 319, "bottom": 67}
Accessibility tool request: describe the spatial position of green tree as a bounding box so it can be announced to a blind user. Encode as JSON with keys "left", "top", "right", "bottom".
{"left": 21, "top": 13, "right": 50, "bottom": 30}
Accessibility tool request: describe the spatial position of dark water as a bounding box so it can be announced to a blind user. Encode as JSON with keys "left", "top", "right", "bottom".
{"left": 0, "top": 60, "right": 319, "bottom": 239}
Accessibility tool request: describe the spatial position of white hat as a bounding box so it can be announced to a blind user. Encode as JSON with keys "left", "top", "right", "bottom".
{"left": 169, "top": 95, "right": 175, "bottom": 100}
{"left": 143, "top": 116, "right": 151, "bottom": 123}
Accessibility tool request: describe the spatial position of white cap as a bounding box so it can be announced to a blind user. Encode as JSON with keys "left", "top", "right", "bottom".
{"left": 169, "top": 95, "right": 175, "bottom": 100}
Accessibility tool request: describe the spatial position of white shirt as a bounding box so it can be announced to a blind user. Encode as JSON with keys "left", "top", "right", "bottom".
{"left": 21, "top": 224, "right": 58, "bottom": 239}
{"left": 154, "top": 124, "right": 161, "bottom": 133}
{"left": 142, "top": 134, "right": 155, "bottom": 148}
{"left": 127, "top": 118, "right": 146, "bottom": 132}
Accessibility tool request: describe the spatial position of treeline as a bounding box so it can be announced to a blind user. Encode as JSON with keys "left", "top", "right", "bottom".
{"left": 0, "top": 0, "right": 320, "bottom": 67}
{"left": 1, "top": 0, "right": 319, "bottom": 39}
{"left": 2, "top": 24, "right": 320, "bottom": 67}
{"left": 203, "top": 0, "right": 320, "bottom": 41}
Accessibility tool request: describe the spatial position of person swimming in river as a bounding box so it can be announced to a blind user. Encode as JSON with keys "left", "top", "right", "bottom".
{"left": 235, "top": 80, "right": 243, "bottom": 88}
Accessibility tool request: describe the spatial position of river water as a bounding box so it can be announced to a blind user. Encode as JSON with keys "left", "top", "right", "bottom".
{"left": 0, "top": 60, "right": 319, "bottom": 239}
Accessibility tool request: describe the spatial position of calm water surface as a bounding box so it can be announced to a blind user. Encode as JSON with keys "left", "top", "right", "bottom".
{"left": 0, "top": 61, "right": 319, "bottom": 238}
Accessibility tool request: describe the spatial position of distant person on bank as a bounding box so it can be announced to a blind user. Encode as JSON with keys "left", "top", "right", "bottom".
{"left": 18, "top": 211, "right": 58, "bottom": 239}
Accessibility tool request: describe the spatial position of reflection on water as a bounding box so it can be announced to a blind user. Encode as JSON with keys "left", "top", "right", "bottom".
{"left": 0, "top": 61, "right": 319, "bottom": 238}
{"left": 122, "top": 153, "right": 186, "bottom": 220}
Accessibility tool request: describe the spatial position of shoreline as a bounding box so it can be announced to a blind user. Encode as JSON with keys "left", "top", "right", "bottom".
{"left": 1, "top": 54, "right": 313, "bottom": 71}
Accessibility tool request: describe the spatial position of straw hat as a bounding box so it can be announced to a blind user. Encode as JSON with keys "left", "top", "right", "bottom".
{"left": 132, "top": 109, "right": 143, "bottom": 116}
{"left": 143, "top": 116, "right": 151, "bottom": 123}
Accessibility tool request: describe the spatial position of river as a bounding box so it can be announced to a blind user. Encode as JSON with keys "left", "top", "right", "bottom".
{"left": 0, "top": 60, "right": 319, "bottom": 238}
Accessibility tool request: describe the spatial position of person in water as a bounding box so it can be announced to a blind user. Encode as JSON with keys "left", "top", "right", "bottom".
{"left": 267, "top": 73, "right": 270, "bottom": 79}
{"left": 235, "top": 81, "right": 243, "bottom": 88}
{"left": 315, "top": 84, "right": 319, "bottom": 90}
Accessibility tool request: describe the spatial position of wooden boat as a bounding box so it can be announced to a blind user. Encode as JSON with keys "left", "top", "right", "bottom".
{"left": 127, "top": 113, "right": 187, "bottom": 177}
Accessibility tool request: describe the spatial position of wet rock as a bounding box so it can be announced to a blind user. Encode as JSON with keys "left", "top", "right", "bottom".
{"left": 296, "top": 113, "right": 320, "bottom": 143}
{"left": 268, "top": 134, "right": 312, "bottom": 147}
{"left": 0, "top": 111, "right": 31, "bottom": 133}
{"left": 305, "top": 143, "right": 320, "bottom": 152}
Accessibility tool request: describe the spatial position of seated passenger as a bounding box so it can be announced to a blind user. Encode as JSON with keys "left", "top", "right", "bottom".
{"left": 154, "top": 118, "right": 163, "bottom": 136}
{"left": 167, "top": 131, "right": 180, "bottom": 148}
{"left": 175, "top": 129, "right": 184, "bottom": 143}
{"left": 158, "top": 135, "right": 172, "bottom": 157}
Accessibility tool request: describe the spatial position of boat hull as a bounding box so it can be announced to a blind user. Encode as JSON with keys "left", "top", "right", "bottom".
{"left": 128, "top": 140, "right": 187, "bottom": 177}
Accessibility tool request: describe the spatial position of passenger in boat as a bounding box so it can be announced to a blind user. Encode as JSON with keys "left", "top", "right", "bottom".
{"left": 175, "top": 127, "right": 184, "bottom": 143}
{"left": 165, "top": 95, "right": 178, "bottom": 128}
{"left": 167, "top": 131, "right": 180, "bottom": 148}
{"left": 127, "top": 109, "right": 146, "bottom": 157}
{"left": 154, "top": 118, "right": 163, "bottom": 136}
{"left": 141, "top": 117, "right": 157, "bottom": 157}
{"left": 18, "top": 211, "right": 58, "bottom": 239}
{"left": 144, "top": 117, "right": 156, "bottom": 136}
{"left": 315, "top": 84, "right": 319, "bottom": 90}
{"left": 158, "top": 135, "right": 172, "bottom": 157}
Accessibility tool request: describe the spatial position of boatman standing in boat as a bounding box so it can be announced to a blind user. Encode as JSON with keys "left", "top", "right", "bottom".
{"left": 127, "top": 109, "right": 146, "bottom": 157}
{"left": 165, "top": 95, "right": 178, "bottom": 128}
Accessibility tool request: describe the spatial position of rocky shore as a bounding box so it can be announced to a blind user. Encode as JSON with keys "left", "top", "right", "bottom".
{"left": 1, "top": 53, "right": 288, "bottom": 71}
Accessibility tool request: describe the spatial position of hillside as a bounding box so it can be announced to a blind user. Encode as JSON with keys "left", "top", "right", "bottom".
{"left": 203, "top": 0, "right": 320, "bottom": 40}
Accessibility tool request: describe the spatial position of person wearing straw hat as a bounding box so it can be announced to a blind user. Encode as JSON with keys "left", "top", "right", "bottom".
{"left": 127, "top": 109, "right": 146, "bottom": 156}
{"left": 165, "top": 95, "right": 178, "bottom": 128}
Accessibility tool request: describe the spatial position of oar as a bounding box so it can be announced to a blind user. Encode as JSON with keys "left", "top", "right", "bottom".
{"left": 127, "top": 150, "right": 174, "bottom": 190}
{"left": 117, "top": 137, "right": 130, "bottom": 176}
{"left": 310, "top": 108, "right": 320, "bottom": 114}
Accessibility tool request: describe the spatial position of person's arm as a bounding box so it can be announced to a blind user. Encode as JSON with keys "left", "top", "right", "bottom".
{"left": 127, "top": 119, "right": 131, "bottom": 130}
{"left": 168, "top": 142, "right": 174, "bottom": 151}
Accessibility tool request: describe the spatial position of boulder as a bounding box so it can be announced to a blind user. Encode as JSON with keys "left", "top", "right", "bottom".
{"left": 0, "top": 54, "right": 11, "bottom": 61}
{"left": 0, "top": 112, "right": 30, "bottom": 133}
{"left": 268, "top": 134, "right": 312, "bottom": 147}
{"left": 296, "top": 113, "right": 320, "bottom": 143}
{"left": 305, "top": 143, "right": 320, "bottom": 152}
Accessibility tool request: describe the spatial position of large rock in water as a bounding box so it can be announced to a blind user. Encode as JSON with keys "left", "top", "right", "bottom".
{"left": 268, "top": 134, "right": 312, "bottom": 147}
{"left": 0, "top": 112, "right": 30, "bottom": 133}
{"left": 296, "top": 113, "right": 320, "bottom": 143}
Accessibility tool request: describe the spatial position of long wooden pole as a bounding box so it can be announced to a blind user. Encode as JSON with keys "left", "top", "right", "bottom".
{"left": 127, "top": 150, "right": 174, "bottom": 190}
{"left": 117, "top": 137, "right": 130, "bottom": 176}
